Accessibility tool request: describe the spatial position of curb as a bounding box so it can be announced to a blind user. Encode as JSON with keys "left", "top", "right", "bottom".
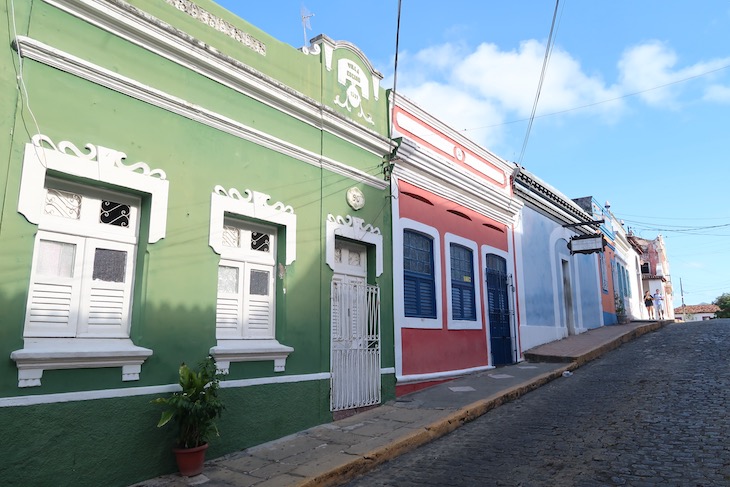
{"left": 297, "top": 364, "right": 572, "bottom": 487}
{"left": 572, "top": 320, "right": 669, "bottom": 367}
{"left": 523, "top": 321, "right": 671, "bottom": 365}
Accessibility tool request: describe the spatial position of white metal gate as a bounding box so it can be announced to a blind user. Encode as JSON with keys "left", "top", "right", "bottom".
{"left": 330, "top": 278, "right": 381, "bottom": 411}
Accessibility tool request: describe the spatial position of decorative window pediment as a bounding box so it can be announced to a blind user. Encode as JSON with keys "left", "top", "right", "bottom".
{"left": 18, "top": 134, "right": 169, "bottom": 243}
{"left": 326, "top": 214, "right": 383, "bottom": 277}
{"left": 209, "top": 186, "right": 296, "bottom": 264}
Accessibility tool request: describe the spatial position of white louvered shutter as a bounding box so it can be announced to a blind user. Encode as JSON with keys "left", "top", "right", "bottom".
{"left": 78, "top": 238, "right": 135, "bottom": 337}
{"left": 216, "top": 262, "right": 244, "bottom": 339}
{"left": 243, "top": 263, "right": 274, "bottom": 339}
{"left": 24, "top": 233, "right": 83, "bottom": 337}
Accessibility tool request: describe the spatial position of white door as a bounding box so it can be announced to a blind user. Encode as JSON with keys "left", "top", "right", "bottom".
{"left": 330, "top": 240, "right": 381, "bottom": 411}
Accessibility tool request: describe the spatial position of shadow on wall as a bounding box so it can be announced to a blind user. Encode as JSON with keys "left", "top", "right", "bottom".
{"left": 0, "top": 291, "right": 330, "bottom": 487}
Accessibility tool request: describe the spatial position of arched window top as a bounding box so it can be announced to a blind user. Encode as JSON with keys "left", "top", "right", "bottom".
{"left": 401, "top": 191, "right": 434, "bottom": 206}
{"left": 483, "top": 223, "right": 505, "bottom": 233}
{"left": 447, "top": 209, "right": 471, "bottom": 220}
{"left": 485, "top": 253, "right": 507, "bottom": 273}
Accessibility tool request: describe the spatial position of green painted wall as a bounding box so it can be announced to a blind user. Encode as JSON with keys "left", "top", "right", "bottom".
{"left": 0, "top": 1, "right": 394, "bottom": 485}
{"left": 0, "top": 380, "right": 330, "bottom": 487}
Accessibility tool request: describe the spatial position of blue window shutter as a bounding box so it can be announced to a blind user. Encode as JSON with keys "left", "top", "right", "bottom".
{"left": 450, "top": 244, "right": 476, "bottom": 321}
{"left": 403, "top": 231, "right": 436, "bottom": 318}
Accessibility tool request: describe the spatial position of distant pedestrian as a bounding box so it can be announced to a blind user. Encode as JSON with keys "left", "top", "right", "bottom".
{"left": 644, "top": 291, "right": 655, "bottom": 319}
{"left": 653, "top": 289, "right": 665, "bottom": 320}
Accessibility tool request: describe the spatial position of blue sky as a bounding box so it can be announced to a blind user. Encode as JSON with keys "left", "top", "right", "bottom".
{"left": 217, "top": 1, "right": 730, "bottom": 308}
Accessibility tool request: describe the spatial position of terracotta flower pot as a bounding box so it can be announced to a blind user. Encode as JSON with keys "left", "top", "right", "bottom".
{"left": 173, "top": 443, "right": 209, "bottom": 477}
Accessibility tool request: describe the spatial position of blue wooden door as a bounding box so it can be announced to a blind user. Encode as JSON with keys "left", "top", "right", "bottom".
{"left": 485, "top": 254, "right": 514, "bottom": 366}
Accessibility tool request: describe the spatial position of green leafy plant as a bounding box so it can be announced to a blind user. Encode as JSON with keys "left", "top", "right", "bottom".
{"left": 714, "top": 293, "right": 730, "bottom": 318}
{"left": 153, "top": 355, "right": 225, "bottom": 449}
{"left": 614, "top": 293, "right": 626, "bottom": 316}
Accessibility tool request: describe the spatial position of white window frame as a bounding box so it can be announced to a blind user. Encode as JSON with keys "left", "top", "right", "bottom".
{"left": 394, "top": 219, "right": 443, "bottom": 329}
{"left": 24, "top": 179, "right": 139, "bottom": 338}
{"left": 208, "top": 186, "right": 296, "bottom": 374}
{"left": 216, "top": 219, "right": 276, "bottom": 340}
{"left": 11, "top": 135, "right": 168, "bottom": 388}
{"left": 445, "top": 233, "right": 482, "bottom": 330}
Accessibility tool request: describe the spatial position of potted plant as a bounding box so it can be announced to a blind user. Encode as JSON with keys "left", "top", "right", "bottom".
{"left": 153, "top": 355, "right": 225, "bottom": 477}
{"left": 614, "top": 293, "right": 628, "bottom": 324}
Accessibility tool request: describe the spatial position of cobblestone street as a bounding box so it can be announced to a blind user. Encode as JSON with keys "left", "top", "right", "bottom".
{"left": 347, "top": 320, "right": 730, "bottom": 487}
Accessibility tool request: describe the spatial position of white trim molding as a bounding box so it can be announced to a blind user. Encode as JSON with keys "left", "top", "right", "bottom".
{"left": 393, "top": 138, "right": 521, "bottom": 227}
{"left": 10, "top": 338, "right": 152, "bottom": 388}
{"left": 210, "top": 339, "right": 294, "bottom": 374}
{"left": 34, "top": 0, "right": 392, "bottom": 160}
{"left": 394, "top": 219, "right": 443, "bottom": 330}
{"left": 18, "top": 134, "right": 169, "bottom": 243}
{"left": 397, "top": 364, "right": 494, "bottom": 386}
{"left": 14, "top": 35, "right": 389, "bottom": 190}
{"left": 325, "top": 214, "right": 383, "bottom": 277}
{"left": 0, "top": 368, "right": 397, "bottom": 408}
{"left": 444, "top": 233, "right": 483, "bottom": 330}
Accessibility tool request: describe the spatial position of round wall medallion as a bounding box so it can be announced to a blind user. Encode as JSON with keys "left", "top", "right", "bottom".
{"left": 346, "top": 187, "right": 365, "bottom": 210}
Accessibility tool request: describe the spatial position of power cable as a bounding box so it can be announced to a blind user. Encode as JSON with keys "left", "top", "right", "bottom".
{"left": 517, "top": 0, "right": 561, "bottom": 166}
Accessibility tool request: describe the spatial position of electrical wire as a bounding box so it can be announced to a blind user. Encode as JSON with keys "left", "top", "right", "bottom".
{"left": 389, "top": 0, "right": 402, "bottom": 140}
{"left": 516, "top": 0, "right": 561, "bottom": 166}
{"left": 10, "top": 0, "right": 45, "bottom": 167}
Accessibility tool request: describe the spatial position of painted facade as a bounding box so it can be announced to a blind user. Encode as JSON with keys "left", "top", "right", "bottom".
{"left": 628, "top": 233, "right": 675, "bottom": 321}
{"left": 0, "top": 1, "right": 393, "bottom": 486}
{"left": 603, "top": 209, "right": 644, "bottom": 322}
{"left": 513, "top": 169, "right": 604, "bottom": 351}
{"left": 389, "top": 94, "right": 522, "bottom": 395}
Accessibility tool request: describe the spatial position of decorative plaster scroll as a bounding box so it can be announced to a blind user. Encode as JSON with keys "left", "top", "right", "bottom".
{"left": 327, "top": 214, "right": 381, "bottom": 235}
{"left": 32, "top": 134, "right": 167, "bottom": 179}
{"left": 18, "top": 134, "right": 169, "bottom": 243}
{"left": 163, "top": 0, "right": 266, "bottom": 56}
{"left": 334, "top": 90, "right": 375, "bottom": 126}
{"left": 209, "top": 186, "right": 296, "bottom": 264}
{"left": 326, "top": 214, "right": 383, "bottom": 276}
{"left": 214, "top": 186, "right": 294, "bottom": 214}
{"left": 300, "top": 43, "right": 321, "bottom": 56}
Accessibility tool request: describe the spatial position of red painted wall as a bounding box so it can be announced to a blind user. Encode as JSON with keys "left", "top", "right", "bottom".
{"left": 398, "top": 181, "right": 509, "bottom": 376}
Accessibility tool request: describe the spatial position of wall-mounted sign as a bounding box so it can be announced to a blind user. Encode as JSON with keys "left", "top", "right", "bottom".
{"left": 568, "top": 234, "right": 605, "bottom": 255}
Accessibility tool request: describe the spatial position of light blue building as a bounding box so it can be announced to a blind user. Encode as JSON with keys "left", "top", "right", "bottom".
{"left": 513, "top": 168, "right": 604, "bottom": 352}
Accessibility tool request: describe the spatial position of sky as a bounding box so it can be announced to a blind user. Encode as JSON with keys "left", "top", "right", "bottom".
{"left": 216, "top": 1, "right": 730, "bottom": 308}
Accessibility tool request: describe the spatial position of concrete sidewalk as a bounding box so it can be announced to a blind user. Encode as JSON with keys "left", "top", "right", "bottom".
{"left": 132, "top": 320, "right": 671, "bottom": 487}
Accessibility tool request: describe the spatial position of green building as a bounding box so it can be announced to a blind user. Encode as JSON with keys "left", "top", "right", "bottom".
{"left": 0, "top": 1, "right": 394, "bottom": 485}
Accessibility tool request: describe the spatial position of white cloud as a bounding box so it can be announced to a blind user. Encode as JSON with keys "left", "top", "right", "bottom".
{"left": 704, "top": 84, "right": 730, "bottom": 103}
{"left": 454, "top": 40, "right": 622, "bottom": 117}
{"left": 617, "top": 40, "right": 730, "bottom": 107}
{"left": 393, "top": 37, "right": 730, "bottom": 148}
{"left": 399, "top": 81, "right": 505, "bottom": 148}
{"left": 395, "top": 39, "right": 624, "bottom": 147}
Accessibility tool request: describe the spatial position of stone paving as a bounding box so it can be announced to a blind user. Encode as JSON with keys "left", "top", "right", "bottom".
{"left": 131, "top": 320, "right": 671, "bottom": 487}
{"left": 346, "top": 319, "right": 730, "bottom": 486}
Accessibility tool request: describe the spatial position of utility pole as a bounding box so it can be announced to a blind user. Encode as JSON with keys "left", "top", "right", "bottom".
{"left": 680, "top": 277, "right": 686, "bottom": 322}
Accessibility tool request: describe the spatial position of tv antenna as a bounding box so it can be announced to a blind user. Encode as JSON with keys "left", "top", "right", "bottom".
{"left": 300, "top": 6, "right": 314, "bottom": 46}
